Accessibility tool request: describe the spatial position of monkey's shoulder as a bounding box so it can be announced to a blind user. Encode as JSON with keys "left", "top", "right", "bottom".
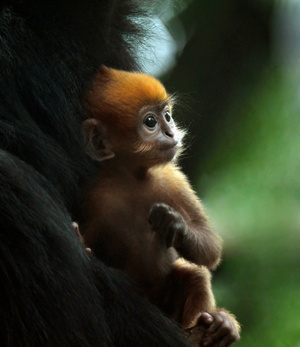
{"left": 149, "top": 164, "right": 206, "bottom": 220}
{"left": 149, "top": 163, "right": 195, "bottom": 195}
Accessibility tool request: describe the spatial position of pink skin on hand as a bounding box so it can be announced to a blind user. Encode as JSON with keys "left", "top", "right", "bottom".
{"left": 72, "top": 222, "right": 93, "bottom": 255}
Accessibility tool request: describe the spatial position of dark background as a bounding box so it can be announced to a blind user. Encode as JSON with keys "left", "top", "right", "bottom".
{"left": 145, "top": 1, "right": 300, "bottom": 345}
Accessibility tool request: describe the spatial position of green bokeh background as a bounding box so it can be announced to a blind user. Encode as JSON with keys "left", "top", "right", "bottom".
{"left": 155, "top": 1, "right": 300, "bottom": 345}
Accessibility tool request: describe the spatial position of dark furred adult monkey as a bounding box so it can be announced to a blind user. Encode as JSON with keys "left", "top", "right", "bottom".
{"left": 80, "top": 66, "right": 241, "bottom": 346}
{"left": 0, "top": 1, "right": 191, "bottom": 346}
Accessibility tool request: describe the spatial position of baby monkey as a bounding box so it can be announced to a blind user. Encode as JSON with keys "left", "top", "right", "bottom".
{"left": 81, "top": 66, "right": 240, "bottom": 345}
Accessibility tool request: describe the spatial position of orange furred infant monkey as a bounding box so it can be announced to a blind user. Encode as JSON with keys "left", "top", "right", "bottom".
{"left": 81, "top": 66, "right": 240, "bottom": 345}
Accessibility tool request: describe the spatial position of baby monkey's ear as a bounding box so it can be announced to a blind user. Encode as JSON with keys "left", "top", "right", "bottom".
{"left": 82, "top": 118, "right": 115, "bottom": 162}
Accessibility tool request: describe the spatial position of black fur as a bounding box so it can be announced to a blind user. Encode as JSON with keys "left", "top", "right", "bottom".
{"left": 0, "top": 1, "right": 189, "bottom": 346}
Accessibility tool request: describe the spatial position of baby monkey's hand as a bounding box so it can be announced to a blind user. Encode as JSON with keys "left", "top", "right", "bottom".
{"left": 148, "top": 203, "right": 187, "bottom": 248}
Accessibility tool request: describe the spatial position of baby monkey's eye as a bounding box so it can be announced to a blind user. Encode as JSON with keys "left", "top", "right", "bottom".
{"left": 164, "top": 111, "right": 171, "bottom": 122}
{"left": 144, "top": 116, "right": 157, "bottom": 128}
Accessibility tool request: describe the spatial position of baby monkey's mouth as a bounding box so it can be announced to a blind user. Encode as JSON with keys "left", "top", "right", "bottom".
{"left": 158, "top": 140, "right": 178, "bottom": 152}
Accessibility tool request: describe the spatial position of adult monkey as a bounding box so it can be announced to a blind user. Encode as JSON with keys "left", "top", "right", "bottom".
{"left": 0, "top": 1, "right": 240, "bottom": 346}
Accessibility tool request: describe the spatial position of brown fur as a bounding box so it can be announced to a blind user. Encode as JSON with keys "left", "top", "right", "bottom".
{"left": 81, "top": 66, "right": 223, "bottom": 328}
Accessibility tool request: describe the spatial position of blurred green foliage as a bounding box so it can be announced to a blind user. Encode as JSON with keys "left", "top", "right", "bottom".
{"left": 163, "top": 0, "right": 300, "bottom": 345}
{"left": 205, "top": 69, "right": 300, "bottom": 347}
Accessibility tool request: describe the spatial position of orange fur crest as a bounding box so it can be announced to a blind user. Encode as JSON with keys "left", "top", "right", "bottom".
{"left": 86, "top": 66, "right": 169, "bottom": 131}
